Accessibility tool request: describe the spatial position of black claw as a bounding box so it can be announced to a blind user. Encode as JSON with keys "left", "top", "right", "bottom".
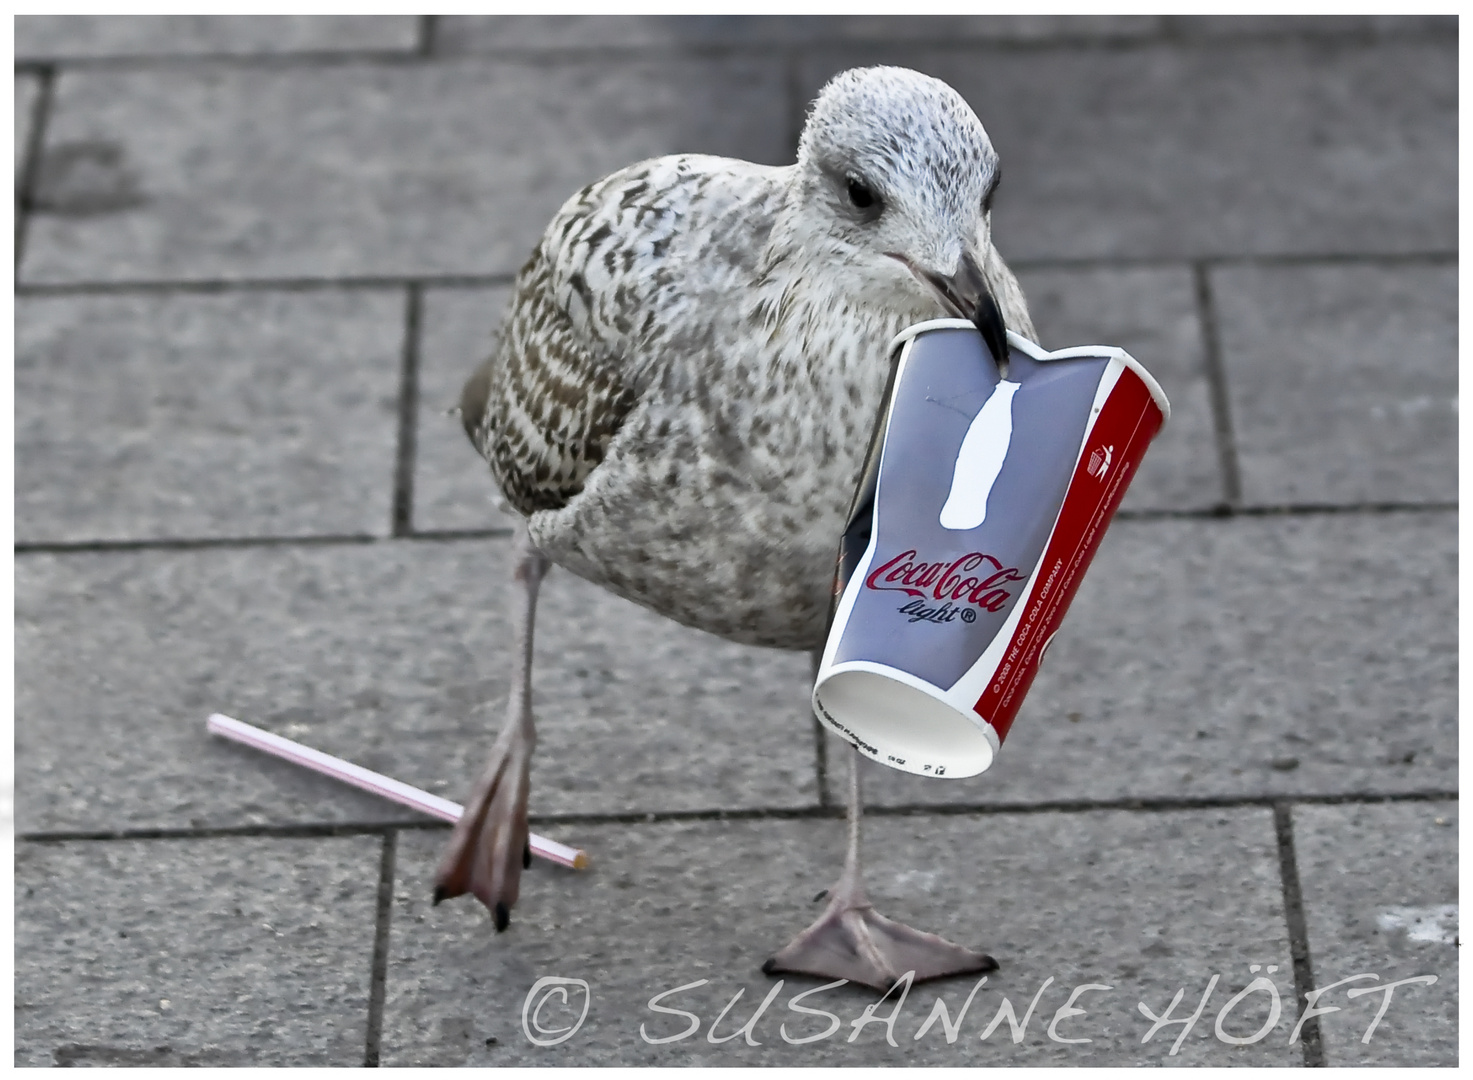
{"left": 761, "top": 958, "right": 778, "bottom": 976}
{"left": 523, "top": 842, "right": 532, "bottom": 870}
{"left": 812, "top": 889, "right": 829, "bottom": 903}
{"left": 493, "top": 902, "right": 510, "bottom": 932}
{"left": 432, "top": 885, "right": 449, "bottom": 906}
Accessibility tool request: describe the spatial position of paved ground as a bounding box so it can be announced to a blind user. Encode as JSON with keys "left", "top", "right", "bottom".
{"left": 13, "top": 15, "right": 1457, "bottom": 1067}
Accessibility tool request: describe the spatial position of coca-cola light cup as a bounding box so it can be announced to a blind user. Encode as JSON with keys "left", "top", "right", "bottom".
{"left": 812, "top": 318, "right": 1170, "bottom": 778}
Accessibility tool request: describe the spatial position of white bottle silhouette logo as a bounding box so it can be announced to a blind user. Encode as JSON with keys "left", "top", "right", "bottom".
{"left": 939, "top": 380, "right": 1020, "bottom": 531}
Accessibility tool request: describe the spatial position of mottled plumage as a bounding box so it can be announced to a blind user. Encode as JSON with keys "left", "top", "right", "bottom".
{"left": 462, "top": 68, "right": 1035, "bottom": 649}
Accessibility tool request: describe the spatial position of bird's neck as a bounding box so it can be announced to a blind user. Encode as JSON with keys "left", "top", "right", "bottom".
{"left": 750, "top": 244, "right": 936, "bottom": 360}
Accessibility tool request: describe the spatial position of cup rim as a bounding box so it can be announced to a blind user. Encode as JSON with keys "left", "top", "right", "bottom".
{"left": 887, "top": 319, "right": 1171, "bottom": 424}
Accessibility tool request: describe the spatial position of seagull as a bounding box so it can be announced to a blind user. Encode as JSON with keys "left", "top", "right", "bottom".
{"left": 435, "top": 65, "right": 1037, "bottom": 991}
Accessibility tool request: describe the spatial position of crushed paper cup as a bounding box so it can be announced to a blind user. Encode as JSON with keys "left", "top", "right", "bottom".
{"left": 812, "top": 318, "right": 1170, "bottom": 779}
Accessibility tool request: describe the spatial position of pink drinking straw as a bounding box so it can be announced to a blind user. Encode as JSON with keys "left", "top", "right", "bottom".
{"left": 207, "top": 713, "right": 589, "bottom": 870}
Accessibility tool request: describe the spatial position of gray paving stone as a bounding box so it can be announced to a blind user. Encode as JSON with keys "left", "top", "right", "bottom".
{"left": 435, "top": 14, "right": 1163, "bottom": 51}
{"left": 14, "top": 834, "right": 380, "bottom": 1066}
{"left": 840, "top": 511, "right": 1455, "bottom": 809}
{"left": 1165, "top": 14, "right": 1457, "bottom": 39}
{"left": 15, "top": 291, "right": 403, "bottom": 544}
{"left": 21, "top": 57, "right": 790, "bottom": 286}
{"left": 1212, "top": 262, "right": 1457, "bottom": 507}
{"left": 15, "top": 15, "right": 418, "bottom": 59}
{"left": 382, "top": 807, "right": 1298, "bottom": 1065}
{"left": 1293, "top": 801, "right": 1457, "bottom": 1065}
{"left": 1017, "top": 265, "right": 1221, "bottom": 511}
{"left": 15, "top": 538, "right": 817, "bottom": 835}
{"left": 414, "top": 286, "right": 519, "bottom": 533}
{"left": 800, "top": 39, "right": 1456, "bottom": 261}
{"left": 16, "top": 73, "right": 39, "bottom": 179}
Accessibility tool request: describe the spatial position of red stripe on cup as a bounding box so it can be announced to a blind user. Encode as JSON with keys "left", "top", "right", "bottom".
{"left": 973, "top": 370, "right": 1164, "bottom": 740}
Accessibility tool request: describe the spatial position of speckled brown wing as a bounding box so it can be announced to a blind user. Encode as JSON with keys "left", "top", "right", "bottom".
{"left": 460, "top": 161, "right": 678, "bottom": 517}
{"left": 461, "top": 243, "right": 640, "bottom": 516}
{"left": 461, "top": 153, "right": 790, "bottom": 521}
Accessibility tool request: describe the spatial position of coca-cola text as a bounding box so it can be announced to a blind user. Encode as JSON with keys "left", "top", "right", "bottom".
{"left": 865, "top": 550, "right": 1025, "bottom": 613}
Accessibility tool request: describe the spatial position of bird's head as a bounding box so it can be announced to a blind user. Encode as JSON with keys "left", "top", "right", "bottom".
{"left": 787, "top": 66, "right": 1010, "bottom": 365}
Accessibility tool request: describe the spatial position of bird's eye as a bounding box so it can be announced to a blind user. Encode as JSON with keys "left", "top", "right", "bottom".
{"left": 846, "top": 177, "right": 878, "bottom": 210}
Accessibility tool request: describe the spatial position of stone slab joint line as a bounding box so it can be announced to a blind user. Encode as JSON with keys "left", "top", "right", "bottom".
{"left": 1193, "top": 261, "right": 1243, "bottom": 508}
{"left": 416, "top": 15, "right": 438, "bottom": 57}
{"left": 1273, "top": 801, "right": 1325, "bottom": 1066}
{"left": 11, "top": 502, "right": 1454, "bottom": 559}
{"left": 15, "top": 787, "right": 1459, "bottom": 847}
{"left": 11, "top": 18, "right": 1455, "bottom": 72}
{"left": 10, "top": 252, "right": 1456, "bottom": 301}
{"left": 15, "top": 271, "right": 520, "bottom": 297}
{"left": 14, "top": 63, "right": 56, "bottom": 272}
{"left": 392, "top": 284, "right": 424, "bottom": 538}
{"left": 363, "top": 830, "right": 397, "bottom": 1067}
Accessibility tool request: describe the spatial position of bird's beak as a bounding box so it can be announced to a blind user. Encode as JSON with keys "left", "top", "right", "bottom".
{"left": 915, "top": 252, "right": 1011, "bottom": 377}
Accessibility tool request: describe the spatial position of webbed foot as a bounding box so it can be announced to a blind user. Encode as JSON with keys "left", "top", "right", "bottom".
{"left": 432, "top": 721, "right": 534, "bottom": 930}
{"left": 763, "top": 887, "right": 996, "bottom": 992}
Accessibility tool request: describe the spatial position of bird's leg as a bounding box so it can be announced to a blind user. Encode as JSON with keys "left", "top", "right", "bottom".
{"left": 433, "top": 525, "right": 550, "bottom": 931}
{"left": 763, "top": 746, "right": 998, "bottom": 991}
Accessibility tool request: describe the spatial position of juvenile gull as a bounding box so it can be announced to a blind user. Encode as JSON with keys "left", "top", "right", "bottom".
{"left": 437, "top": 66, "right": 1037, "bottom": 991}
